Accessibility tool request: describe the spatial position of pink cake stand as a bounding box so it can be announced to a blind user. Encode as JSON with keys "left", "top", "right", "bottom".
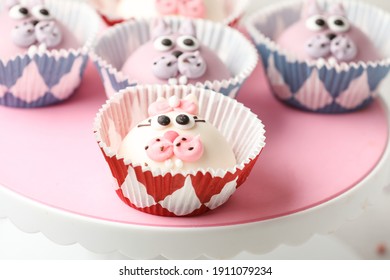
{"left": 0, "top": 61, "right": 389, "bottom": 259}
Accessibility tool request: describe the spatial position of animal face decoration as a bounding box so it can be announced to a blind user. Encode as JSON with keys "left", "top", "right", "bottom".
{"left": 118, "top": 94, "right": 236, "bottom": 171}
{"left": 6, "top": 0, "right": 62, "bottom": 48}
{"left": 302, "top": 1, "right": 357, "bottom": 61}
{"left": 121, "top": 18, "right": 231, "bottom": 85}
{"left": 151, "top": 19, "right": 207, "bottom": 84}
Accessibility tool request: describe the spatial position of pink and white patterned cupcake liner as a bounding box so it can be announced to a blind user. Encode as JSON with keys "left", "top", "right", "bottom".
{"left": 93, "top": 85, "right": 266, "bottom": 216}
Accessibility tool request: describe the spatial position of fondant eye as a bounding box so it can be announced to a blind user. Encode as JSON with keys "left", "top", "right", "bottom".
{"left": 174, "top": 114, "right": 195, "bottom": 130}
{"left": 305, "top": 15, "right": 328, "bottom": 32}
{"left": 151, "top": 115, "right": 171, "bottom": 129}
{"left": 177, "top": 35, "right": 200, "bottom": 51}
{"left": 31, "top": 5, "right": 53, "bottom": 20}
{"left": 327, "top": 16, "right": 350, "bottom": 33}
{"left": 154, "top": 36, "right": 175, "bottom": 52}
{"left": 9, "top": 4, "right": 30, "bottom": 20}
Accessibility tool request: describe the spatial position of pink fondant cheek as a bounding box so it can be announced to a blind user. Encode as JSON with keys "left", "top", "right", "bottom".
{"left": 178, "top": 51, "right": 207, "bottom": 79}
{"left": 152, "top": 54, "right": 179, "bottom": 79}
{"left": 330, "top": 34, "right": 357, "bottom": 61}
{"left": 145, "top": 137, "right": 174, "bottom": 162}
{"left": 305, "top": 34, "right": 331, "bottom": 59}
{"left": 173, "top": 135, "right": 203, "bottom": 162}
{"left": 12, "top": 21, "right": 37, "bottom": 47}
{"left": 35, "top": 20, "right": 62, "bottom": 47}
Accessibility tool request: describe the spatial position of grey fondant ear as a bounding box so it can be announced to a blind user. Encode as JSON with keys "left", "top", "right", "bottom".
{"left": 329, "top": 3, "right": 347, "bottom": 17}
{"left": 301, "top": 0, "right": 323, "bottom": 18}
{"left": 151, "top": 18, "right": 172, "bottom": 39}
{"left": 178, "top": 19, "right": 196, "bottom": 37}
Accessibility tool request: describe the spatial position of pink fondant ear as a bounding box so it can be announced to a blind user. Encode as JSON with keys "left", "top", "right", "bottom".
{"left": 151, "top": 18, "right": 172, "bottom": 39}
{"left": 329, "top": 3, "right": 346, "bottom": 16}
{"left": 178, "top": 19, "right": 196, "bottom": 37}
{"left": 301, "top": 0, "right": 322, "bottom": 18}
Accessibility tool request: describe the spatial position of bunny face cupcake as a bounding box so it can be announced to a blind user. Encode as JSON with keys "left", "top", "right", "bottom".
{"left": 276, "top": 1, "right": 381, "bottom": 63}
{"left": 0, "top": 0, "right": 78, "bottom": 57}
{"left": 92, "top": 17, "right": 258, "bottom": 99}
{"left": 0, "top": 0, "right": 100, "bottom": 108}
{"left": 121, "top": 19, "right": 231, "bottom": 86}
{"left": 94, "top": 85, "right": 265, "bottom": 216}
{"left": 246, "top": 0, "right": 390, "bottom": 113}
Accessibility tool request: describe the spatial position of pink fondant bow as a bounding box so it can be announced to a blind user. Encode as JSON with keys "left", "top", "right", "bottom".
{"left": 148, "top": 96, "right": 198, "bottom": 116}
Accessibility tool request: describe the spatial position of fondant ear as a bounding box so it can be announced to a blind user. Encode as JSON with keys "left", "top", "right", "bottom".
{"left": 178, "top": 19, "right": 196, "bottom": 37}
{"left": 329, "top": 3, "right": 346, "bottom": 16}
{"left": 151, "top": 18, "right": 172, "bottom": 39}
{"left": 301, "top": 0, "right": 322, "bottom": 18}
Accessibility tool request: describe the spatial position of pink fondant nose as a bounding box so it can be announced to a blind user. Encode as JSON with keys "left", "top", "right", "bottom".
{"left": 164, "top": 130, "right": 179, "bottom": 142}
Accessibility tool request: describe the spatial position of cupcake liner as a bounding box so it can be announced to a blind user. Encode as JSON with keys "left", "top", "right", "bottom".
{"left": 0, "top": 0, "right": 100, "bottom": 108}
{"left": 92, "top": 16, "right": 258, "bottom": 99}
{"left": 246, "top": 0, "right": 390, "bottom": 113}
{"left": 90, "top": 0, "right": 249, "bottom": 27}
{"left": 94, "top": 85, "right": 266, "bottom": 217}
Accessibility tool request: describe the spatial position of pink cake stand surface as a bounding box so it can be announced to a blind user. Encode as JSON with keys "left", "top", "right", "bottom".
{"left": 0, "top": 61, "right": 389, "bottom": 259}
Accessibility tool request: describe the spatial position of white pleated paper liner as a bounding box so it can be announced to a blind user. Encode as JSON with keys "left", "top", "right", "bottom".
{"left": 0, "top": 0, "right": 100, "bottom": 108}
{"left": 93, "top": 0, "right": 249, "bottom": 28}
{"left": 91, "top": 16, "right": 258, "bottom": 100}
{"left": 93, "top": 85, "right": 266, "bottom": 217}
{"left": 246, "top": 0, "right": 390, "bottom": 113}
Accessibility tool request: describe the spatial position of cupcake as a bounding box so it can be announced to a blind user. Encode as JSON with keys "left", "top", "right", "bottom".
{"left": 89, "top": 0, "right": 249, "bottom": 28}
{"left": 0, "top": 0, "right": 100, "bottom": 108}
{"left": 246, "top": 0, "right": 390, "bottom": 113}
{"left": 93, "top": 85, "right": 266, "bottom": 216}
{"left": 92, "top": 16, "right": 258, "bottom": 99}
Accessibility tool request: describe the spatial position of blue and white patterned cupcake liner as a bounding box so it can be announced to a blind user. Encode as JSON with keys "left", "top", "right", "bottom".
{"left": 91, "top": 16, "right": 258, "bottom": 99}
{"left": 0, "top": 0, "right": 100, "bottom": 108}
{"left": 246, "top": 0, "right": 390, "bottom": 113}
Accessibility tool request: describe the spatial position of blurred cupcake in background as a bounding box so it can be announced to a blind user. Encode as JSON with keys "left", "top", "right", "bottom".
{"left": 0, "top": 0, "right": 100, "bottom": 108}
{"left": 92, "top": 17, "right": 257, "bottom": 99}
{"left": 246, "top": 0, "right": 390, "bottom": 113}
{"left": 89, "top": 0, "right": 248, "bottom": 27}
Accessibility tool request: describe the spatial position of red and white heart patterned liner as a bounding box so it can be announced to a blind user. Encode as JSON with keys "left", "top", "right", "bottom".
{"left": 94, "top": 85, "right": 266, "bottom": 216}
